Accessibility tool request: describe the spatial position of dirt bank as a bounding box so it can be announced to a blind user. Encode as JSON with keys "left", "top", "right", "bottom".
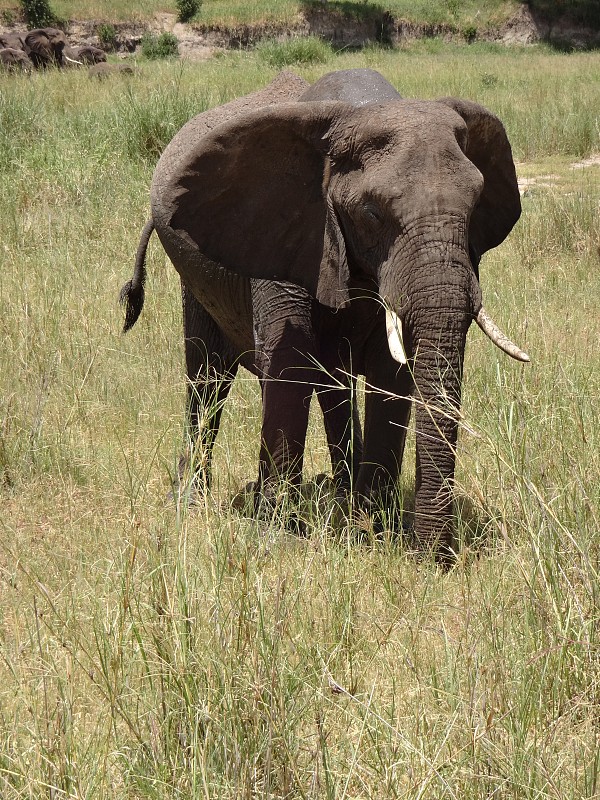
{"left": 2, "top": 4, "right": 599, "bottom": 61}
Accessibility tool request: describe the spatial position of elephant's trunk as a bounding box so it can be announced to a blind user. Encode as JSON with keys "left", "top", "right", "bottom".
{"left": 380, "top": 241, "right": 475, "bottom": 562}
{"left": 411, "top": 315, "right": 467, "bottom": 560}
{"left": 383, "top": 259, "right": 528, "bottom": 561}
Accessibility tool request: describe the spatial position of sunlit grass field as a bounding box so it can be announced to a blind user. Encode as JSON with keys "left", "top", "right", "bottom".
{"left": 1, "top": 43, "right": 599, "bottom": 797}
{"left": 0, "top": 0, "right": 523, "bottom": 27}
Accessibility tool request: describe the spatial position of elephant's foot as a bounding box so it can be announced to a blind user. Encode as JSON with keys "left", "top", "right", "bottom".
{"left": 351, "top": 489, "right": 412, "bottom": 544}
{"left": 412, "top": 524, "right": 457, "bottom": 570}
{"left": 171, "top": 479, "right": 207, "bottom": 507}
{"left": 167, "top": 476, "right": 206, "bottom": 509}
{"left": 434, "top": 545, "right": 457, "bottom": 570}
{"left": 167, "top": 454, "right": 211, "bottom": 508}
{"left": 230, "top": 480, "right": 308, "bottom": 537}
{"left": 326, "top": 471, "right": 356, "bottom": 505}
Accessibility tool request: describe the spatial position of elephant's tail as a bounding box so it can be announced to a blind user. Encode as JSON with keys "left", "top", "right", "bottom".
{"left": 120, "top": 219, "right": 154, "bottom": 332}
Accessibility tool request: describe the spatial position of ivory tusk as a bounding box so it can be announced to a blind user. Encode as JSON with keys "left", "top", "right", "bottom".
{"left": 64, "top": 55, "right": 83, "bottom": 65}
{"left": 476, "top": 306, "right": 530, "bottom": 362}
{"left": 386, "top": 309, "right": 407, "bottom": 365}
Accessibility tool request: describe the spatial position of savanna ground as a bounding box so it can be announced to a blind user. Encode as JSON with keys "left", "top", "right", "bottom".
{"left": 1, "top": 0, "right": 600, "bottom": 31}
{"left": 1, "top": 38, "right": 599, "bottom": 799}
{"left": 0, "top": 0, "right": 532, "bottom": 27}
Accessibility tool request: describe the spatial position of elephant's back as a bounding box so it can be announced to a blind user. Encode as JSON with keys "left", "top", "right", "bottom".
{"left": 154, "top": 71, "right": 309, "bottom": 181}
{"left": 300, "top": 69, "right": 401, "bottom": 106}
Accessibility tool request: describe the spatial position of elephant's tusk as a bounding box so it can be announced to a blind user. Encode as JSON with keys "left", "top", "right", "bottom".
{"left": 386, "top": 309, "right": 407, "bottom": 365}
{"left": 64, "top": 55, "right": 83, "bottom": 65}
{"left": 476, "top": 306, "right": 530, "bottom": 362}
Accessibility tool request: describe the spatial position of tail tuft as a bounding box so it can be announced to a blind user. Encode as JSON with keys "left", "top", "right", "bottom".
{"left": 120, "top": 219, "right": 153, "bottom": 333}
{"left": 120, "top": 280, "right": 145, "bottom": 332}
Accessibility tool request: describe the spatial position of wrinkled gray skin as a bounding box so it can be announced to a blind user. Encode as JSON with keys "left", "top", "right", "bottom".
{"left": 0, "top": 47, "right": 33, "bottom": 71}
{"left": 122, "top": 69, "right": 522, "bottom": 561}
{"left": 23, "top": 28, "right": 67, "bottom": 68}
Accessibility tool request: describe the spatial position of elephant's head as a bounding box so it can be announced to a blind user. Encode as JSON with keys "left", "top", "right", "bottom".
{"left": 162, "top": 96, "right": 527, "bottom": 557}
{"left": 0, "top": 47, "right": 33, "bottom": 72}
{"left": 24, "top": 28, "right": 67, "bottom": 68}
{"left": 65, "top": 45, "right": 107, "bottom": 65}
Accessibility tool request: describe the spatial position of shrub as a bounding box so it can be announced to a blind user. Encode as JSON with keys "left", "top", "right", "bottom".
{"left": 176, "top": 0, "right": 201, "bottom": 23}
{"left": 481, "top": 72, "right": 499, "bottom": 88}
{"left": 463, "top": 24, "right": 477, "bottom": 43}
{"left": 140, "top": 31, "right": 179, "bottom": 60}
{"left": 256, "top": 36, "right": 332, "bottom": 68}
{"left": 19, "top": 0, "right": 56, "bottom": 27}
{"left": 97, "top": 23, "right": 117, "bottom": 51}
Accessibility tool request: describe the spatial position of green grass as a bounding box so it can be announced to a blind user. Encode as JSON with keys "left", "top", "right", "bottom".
{"left": 1, "top": 0, "right": 598, "bottom": 29}
{"left": 1, "top": 46, "right": 599, "bottom": 797}
{"left": 1, "top": 0, "right": 597, "bottom": 34}
{"left": 1, "top": 0, "right": 524, "bottom": 26}
{"left": 256, "top": 35, "right": 333, "bottom": 66}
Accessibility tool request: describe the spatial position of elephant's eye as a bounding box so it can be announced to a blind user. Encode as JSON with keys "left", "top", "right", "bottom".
{"left": 361, "top": 202, "right": 384, "bottom": 225}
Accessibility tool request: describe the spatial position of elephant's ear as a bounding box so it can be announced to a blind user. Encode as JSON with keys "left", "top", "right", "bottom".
{"left": 438, "top": 98, "right": 521, "bottom": 261}
{"left": 319, "top": 160, "right": 350, "bottom": 307}
{"left": 162, "top": 101, "right": 352, "bottom": 309}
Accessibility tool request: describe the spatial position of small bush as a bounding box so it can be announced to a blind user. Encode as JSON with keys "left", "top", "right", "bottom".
{"left": 481, "top": 72, "right": 499, "bottom": 88}
{"left": 256, "top": 36, "right": 332, "bottom": 68}
{"left": 97, "top": 23, "right": 117, "bottom": 51}
{"left": 463, "top": 24, "right": 477, "bottom": 43}
{"left": 140, "top": 31, "right": 179, "bottom": 60}
{"left": 176, "top": 0, "right": 201, "bottom": 23}
{"left": 19, "top": 0, "right": 56, "bottom": 27}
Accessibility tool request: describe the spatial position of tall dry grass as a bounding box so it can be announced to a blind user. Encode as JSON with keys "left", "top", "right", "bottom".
{"left": 0, "top": 44, "right": 599, "bottom": 798}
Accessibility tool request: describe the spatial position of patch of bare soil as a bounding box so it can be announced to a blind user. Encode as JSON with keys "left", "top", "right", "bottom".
{"left": 57, "top": 19, "right": 146, "bottom": 54}
{"left": 517, "top": 157, "right": 600, "bottom": 195}
{"left": 518, "top": 174, "right": 562, "bottom": 194}
{"left": 498, "top": 4, "right": 541, "bottom": 45}
{"left": 148, "top": 12, "right": 218, "bottom": 61}
{"left": 571, "top": 155, "right": 600, "bottom": 169}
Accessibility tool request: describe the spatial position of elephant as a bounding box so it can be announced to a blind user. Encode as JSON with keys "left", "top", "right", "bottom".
{"left": 121, "top": 68, "right": 529, "bottom": 562}
{"left": 122, "top": 71, "right": 368, "bottom": 507}
{"left": 64, "top": 45, "right": 107, "bottom": 65}
{"left": 0, "top": 47, "right": 33, "bottom": 72}
{"left": 23, "top": 27, "right": 67, "bottom": 68}
{"left": 88, "top": 62, "right": 134, "bottom": 79}
{"left": 0, "top": 32, "right": 26, "bottom": 51}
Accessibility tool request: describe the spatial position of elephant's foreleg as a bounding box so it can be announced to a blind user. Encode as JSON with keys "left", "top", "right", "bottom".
{"left": 257, "top": 370, "right": 312, "bottom": 492}
{"left": 252, "top": 280, "right": 317, "bottom": 497}
{"left": 181, "top": 283, "right": 239, "bottom": 496}
{"left": 316, "top": 375, "right": 362, "bottom": 492}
